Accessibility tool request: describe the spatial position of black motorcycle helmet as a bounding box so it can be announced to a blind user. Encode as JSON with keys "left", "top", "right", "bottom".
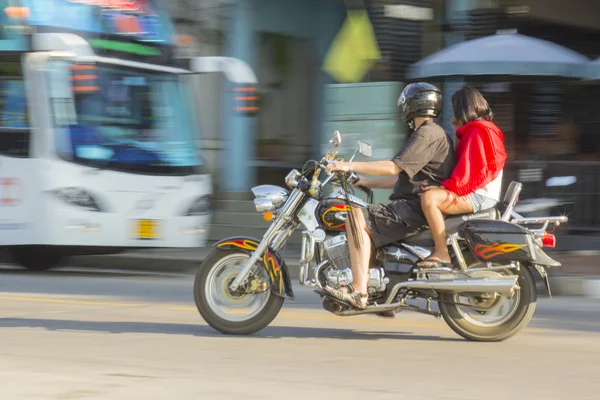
{"left": 398, "top": 82, "right": 442, "bottom": 131}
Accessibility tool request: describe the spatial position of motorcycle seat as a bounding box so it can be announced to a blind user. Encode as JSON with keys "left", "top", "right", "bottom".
{"left": 402, "top": 207, "right": 500, "bottom": 248}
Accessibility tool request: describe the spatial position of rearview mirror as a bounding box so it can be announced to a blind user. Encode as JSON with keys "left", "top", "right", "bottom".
{"left": 358, "top": 141, "right": 372, "bottom": 158}
{"left": 330, "top": 131, "right": 342, "bottom": 148}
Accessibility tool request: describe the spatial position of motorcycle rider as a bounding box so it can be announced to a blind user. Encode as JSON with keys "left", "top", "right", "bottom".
{"left": 417, "top": 85, "right": 507, "bottom": 269}
{"left": 325, "top": 82, "right": 456, "bottom": 310}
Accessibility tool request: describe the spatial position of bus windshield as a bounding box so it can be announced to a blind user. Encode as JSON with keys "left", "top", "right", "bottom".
{"left": 47, "top": 60, "right": 203, "bottom": 175}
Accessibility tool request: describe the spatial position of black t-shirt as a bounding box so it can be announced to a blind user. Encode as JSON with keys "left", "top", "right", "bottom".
{"left": 390, "top": 120, "right": 456, "bottom": 201}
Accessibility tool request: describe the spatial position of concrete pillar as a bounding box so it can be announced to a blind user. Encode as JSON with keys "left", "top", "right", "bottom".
{"left": 221, "top": 0, "right": 256, "bottom": 193}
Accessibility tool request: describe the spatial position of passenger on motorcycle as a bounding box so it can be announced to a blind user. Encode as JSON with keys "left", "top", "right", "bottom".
{"left": 324, "top": 82, "right": 455, "bottom": 309}
{"left": 417, "top": 85, "right": 507, "bottom": 268}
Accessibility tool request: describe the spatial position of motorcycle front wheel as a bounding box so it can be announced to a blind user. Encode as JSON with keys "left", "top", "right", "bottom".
{"left": 194, "top": 248, "right": 284, "bottom": 335}
{"left": 438, "top": 264, "right": 537, "bottom": 342}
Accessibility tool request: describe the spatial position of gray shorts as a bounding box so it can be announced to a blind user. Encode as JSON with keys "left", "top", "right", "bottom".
{"left": 468, "top": 192, "right": 499, "bottom": 213}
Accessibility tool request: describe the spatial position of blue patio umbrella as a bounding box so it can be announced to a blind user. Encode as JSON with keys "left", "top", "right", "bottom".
{"left": 407, "top": 31, "right": 588, "bottom": 80}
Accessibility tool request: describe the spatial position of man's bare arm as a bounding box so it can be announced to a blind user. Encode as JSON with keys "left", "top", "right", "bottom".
{"left": 347, "top": 160, "right": 401, "bottom": 177}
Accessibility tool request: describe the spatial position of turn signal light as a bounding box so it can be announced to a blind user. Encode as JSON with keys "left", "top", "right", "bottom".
{"left": 263, "top": 211, "right": 274, "bottom": 222}
{"left": 233, "top": 86, "right": 260, "bottom": 116}
{"left": 542, "top": 233, "right": 556, "bottom": 248}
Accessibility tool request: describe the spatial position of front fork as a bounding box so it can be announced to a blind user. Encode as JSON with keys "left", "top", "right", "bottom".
{"left": 229, "top": 189, "right": 305, "bottom": 292}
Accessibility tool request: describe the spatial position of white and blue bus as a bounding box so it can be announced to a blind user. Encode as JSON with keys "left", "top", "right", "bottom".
{"left": 0, "top": 0, "right": 258, "bottom": 270}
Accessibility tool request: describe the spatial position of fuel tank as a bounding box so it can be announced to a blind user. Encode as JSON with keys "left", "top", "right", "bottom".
{"left": 317, "top": 198, "right": 362, "bottom": 232}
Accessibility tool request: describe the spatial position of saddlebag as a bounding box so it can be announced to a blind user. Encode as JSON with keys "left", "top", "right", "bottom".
{"left": 460, "top": 220, "right": 534, "bottom": 264}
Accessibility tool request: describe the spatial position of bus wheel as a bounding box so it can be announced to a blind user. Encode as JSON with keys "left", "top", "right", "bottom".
{"left": 11, "top": 249, "right": 64, "bottom": 271}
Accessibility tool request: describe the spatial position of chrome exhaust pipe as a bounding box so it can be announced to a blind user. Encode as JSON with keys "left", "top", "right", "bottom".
{"left": 386, "top": 276, "right": 519, "bottom": 303}
{"left": 405, "top": 276, "right": 519, "bottom": 294}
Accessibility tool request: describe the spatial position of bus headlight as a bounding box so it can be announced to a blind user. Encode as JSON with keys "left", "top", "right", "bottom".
{"left": 52, "top": 187, "right": 104, "bottom": 212}
{"left": 185, "top": 195, "right": 213, "bottom": 216}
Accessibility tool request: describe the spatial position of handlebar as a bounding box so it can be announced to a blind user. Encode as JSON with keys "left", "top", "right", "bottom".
{"left": 315, "top": 152, "right": 373, "bottom": 202}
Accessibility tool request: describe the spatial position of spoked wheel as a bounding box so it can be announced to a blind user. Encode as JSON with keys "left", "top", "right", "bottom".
{"left": 193, "top": 249, "right": 284, "bottom": 335}
{"left": 439, "top": 263, "right": 537, "bottom": 342}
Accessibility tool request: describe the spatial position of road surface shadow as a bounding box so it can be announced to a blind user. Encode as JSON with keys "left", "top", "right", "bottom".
{"left": 0, "top": 318, "right": 461, "bottom": 342}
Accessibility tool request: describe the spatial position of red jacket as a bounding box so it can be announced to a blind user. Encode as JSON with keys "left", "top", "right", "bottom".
{"left": 441, "top": 120, "right": 507, "bottom": 196}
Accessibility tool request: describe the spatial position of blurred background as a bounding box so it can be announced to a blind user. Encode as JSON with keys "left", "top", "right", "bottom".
{"left": 0, "top": 0, "right": 599, "bottom": 266}
{"left": 163, "top": 0, "right": 600, "bottom": 251}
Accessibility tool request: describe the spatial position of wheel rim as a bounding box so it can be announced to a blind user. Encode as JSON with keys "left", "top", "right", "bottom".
{"left": 453, "top": 265, "right": 521, "bottom": 328}
{"left": 204, "top": 253, "right": 272, "bottom": 322}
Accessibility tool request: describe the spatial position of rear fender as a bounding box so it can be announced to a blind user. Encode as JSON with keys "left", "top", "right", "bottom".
{"left": 530, "top": 264, "right": 553, "bottom": 298}
{"left": 214, "top": 237, "right": 295, "bottom": 300}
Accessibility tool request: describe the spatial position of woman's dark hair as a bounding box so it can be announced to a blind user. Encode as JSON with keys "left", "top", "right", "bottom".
{"left": 451, "top": 85, "right": 493, "bottom": 127}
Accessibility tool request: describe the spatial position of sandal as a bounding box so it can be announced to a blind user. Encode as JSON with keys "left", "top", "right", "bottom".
{"left": 324, "top": 285, "right": 368, "bottom": 310}
{"left": 415, "top": 257, "right": 451, "bottom": 269}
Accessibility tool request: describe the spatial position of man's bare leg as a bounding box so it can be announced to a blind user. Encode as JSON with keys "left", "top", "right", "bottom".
{"left": 346, "top": 208, "right": 370, "bottom": 301}
{"left": 323, "top": 208, "right": 370, "bottom": 309}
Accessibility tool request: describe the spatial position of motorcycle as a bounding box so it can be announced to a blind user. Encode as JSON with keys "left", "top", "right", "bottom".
{"left": 194, "top": 131, "right": 567, "bottom": 342}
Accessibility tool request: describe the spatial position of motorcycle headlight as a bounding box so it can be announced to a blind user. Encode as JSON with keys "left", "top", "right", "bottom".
{"left": 251, "top": 185, "right": 289, "bottom": 213}
{"left": 51, "top": 187, "right": 105, "bottom": 212}
{"left": 254, "top": 197, "right": 275, "bottom": 212}
{"left": 185, "top": 194, "right": 213, "bottom": 216}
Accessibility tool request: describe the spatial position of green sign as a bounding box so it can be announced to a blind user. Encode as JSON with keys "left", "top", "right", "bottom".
{"left": 89, "top": 39, "right": 162, "bottom": 56}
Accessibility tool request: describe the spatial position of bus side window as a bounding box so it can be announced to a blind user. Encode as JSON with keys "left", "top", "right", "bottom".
{"left": 0, "top": 57, "right": 30, "bottom": 158}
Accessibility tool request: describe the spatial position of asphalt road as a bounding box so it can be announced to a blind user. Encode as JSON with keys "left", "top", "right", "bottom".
{"left": 1, "top": 265, "right": 599, "bottom": 400}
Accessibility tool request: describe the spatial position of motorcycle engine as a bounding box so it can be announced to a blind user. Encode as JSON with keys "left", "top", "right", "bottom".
{"left": 321, "top": 234, "right": 388, "bottom": 293}
{"left": 322, "top": 234, "right": 352, "bottom": 271}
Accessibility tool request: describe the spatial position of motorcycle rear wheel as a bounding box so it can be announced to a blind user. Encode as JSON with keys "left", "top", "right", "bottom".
{"left": 439, "top": 265, "right": 537, "bottom": 342}
{"left": 194, "top": 248, "right": 284, "bottom": 335}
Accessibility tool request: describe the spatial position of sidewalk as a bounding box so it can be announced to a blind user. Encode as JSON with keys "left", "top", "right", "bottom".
{"left": 62, "top": 247, "right": 600, "bottom": 298}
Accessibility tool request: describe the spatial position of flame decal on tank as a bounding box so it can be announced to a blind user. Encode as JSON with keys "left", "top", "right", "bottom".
{"left": 321, "top": 204, "right": 352, "bottom": 229}
{"left": 473, "top": 243, "right": 527, "bottom": 260}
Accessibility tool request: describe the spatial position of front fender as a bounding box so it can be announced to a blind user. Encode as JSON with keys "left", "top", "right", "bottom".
{"left": 214, "top": 236, "right": 295, "bottom": 300}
